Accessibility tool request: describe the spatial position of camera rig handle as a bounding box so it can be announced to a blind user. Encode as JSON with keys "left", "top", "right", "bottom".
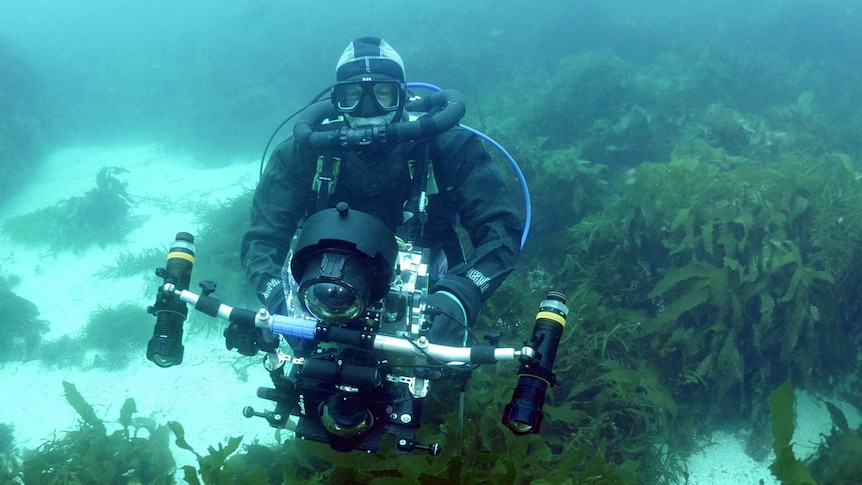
{"left": 171, "top": 283, "right": 568, "bottom": 435}
{"left": 174, "top": 287, "right": 523, "bottom": 366}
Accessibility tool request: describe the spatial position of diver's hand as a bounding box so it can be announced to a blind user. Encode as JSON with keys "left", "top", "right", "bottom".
{"left": 225, "top": 280, "right": 284, "bottom": 356}
{"left": 224, "top": 323, "right": 279, "bottom": 356}
{"left": 424, "top": 291, "right": 468, "bottom": 347}
{"left": 224, "top": 323, "right": 259, "bottom": 356}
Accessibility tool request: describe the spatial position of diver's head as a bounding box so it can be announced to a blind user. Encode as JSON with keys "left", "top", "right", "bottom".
{"left": 332, "top": 37, "right": 406, "bottom": 128}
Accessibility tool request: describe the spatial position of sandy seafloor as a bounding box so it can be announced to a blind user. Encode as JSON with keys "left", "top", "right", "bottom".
{"left": 1, "top": 143, "right": 860, "bottom": 483}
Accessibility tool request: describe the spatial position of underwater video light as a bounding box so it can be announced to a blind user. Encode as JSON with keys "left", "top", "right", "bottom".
{"left": 503, "top": 291, "right": 568, "bottom": 434}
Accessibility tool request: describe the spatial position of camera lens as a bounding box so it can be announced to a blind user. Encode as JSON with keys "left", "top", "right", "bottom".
{"left": 319, "top": 395, "right": 372, "bottom": 437}
{"left": 303, "top": 281, "right": 363, "bottom": 322}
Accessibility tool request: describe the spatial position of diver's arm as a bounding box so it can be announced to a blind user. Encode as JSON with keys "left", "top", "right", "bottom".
{"left": 437, "top": 131, "right": 524, "bottom": 302}
{"left": 240, "top": 142, "right": 311, "bottom": 302}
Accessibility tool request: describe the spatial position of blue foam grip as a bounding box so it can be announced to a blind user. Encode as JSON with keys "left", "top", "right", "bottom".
{"left": 269, "top": 315, "right": 317, "bottom": 340}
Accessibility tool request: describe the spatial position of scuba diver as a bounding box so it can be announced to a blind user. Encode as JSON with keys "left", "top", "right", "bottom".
{"left": 145, "top": 38, "right": 563, "bottom": 452}
{"left": 232, "top": 36, "right": 524, "bottom": 356}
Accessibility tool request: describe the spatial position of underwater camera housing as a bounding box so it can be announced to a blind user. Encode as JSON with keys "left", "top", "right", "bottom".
{"left": 147, "top": 204, "right": 567, "bottom": 455}
{"left": 254, "top": 203, "right": 439, "bottom": 454}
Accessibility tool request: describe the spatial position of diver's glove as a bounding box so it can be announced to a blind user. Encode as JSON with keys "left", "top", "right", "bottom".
{"left": 424, "top": 275, "right": 482, "bottom": 347}
{"left": 224, "top": 322, "right": 276, "bottom": 356}
{"left": 424, "top": 291, "right": 468, "bottom": 346}
{"left": 224, "top": 279, "right": 284, "bottom": 356}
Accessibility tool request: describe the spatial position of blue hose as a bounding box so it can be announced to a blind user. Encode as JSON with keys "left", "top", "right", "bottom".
{"left": 407, "top": 82, "right": 531, "bottom": 250}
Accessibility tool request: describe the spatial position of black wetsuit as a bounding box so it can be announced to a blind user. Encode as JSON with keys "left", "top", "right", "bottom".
{"left": 240, "top": 114, "right": 523, "bottom": 311}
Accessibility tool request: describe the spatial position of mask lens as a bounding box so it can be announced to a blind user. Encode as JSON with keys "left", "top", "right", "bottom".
{"left": 372, "top": 82, "right": 399, "bottom": 110}
{"left": 335, "top": 83, "right": 363, "bottom": 112}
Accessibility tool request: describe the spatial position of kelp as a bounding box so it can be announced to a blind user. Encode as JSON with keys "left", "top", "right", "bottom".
{"left": 767, "top": 381, "right": 817, "bottom": 484}
{"left": 765, "top": 379, "right": 862, "bottom": 484}
{"left": 80, "top": 302, "right": 154, "bottom": 369}
{"left": 167, "top": 421, "right": 252, "bottom": 485}
{"left": 28, "top": 301, "right": 158, "bottom": 370}
{"left": 551, "top": 141, "right": 862, "bottom": 461}
{"left": 2, "top": 167, "right": 135, "bottom": 252}
{"left": 0, "top": 423, "right": 16, "bottom": 483}
{"left": 186, "top": 190, "right": 258, "bottom": 312}
{"left": 0, "top": 279, "right": 49, "bottom": 363}
{"left": 14, "top": 381, "right": 176, "bottom": 484}
{"left": 97, "top": 246, "right": 168, "bottom": 279}
{"left": 806, "top": 400, "right": 862, "bottom": 483}
{"left": 169, "top": 398, "right": 645, "bottom": 485}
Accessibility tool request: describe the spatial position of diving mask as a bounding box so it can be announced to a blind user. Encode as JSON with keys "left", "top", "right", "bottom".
{"left": 332, "top": 79, "right": 402, "bottom": 117}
